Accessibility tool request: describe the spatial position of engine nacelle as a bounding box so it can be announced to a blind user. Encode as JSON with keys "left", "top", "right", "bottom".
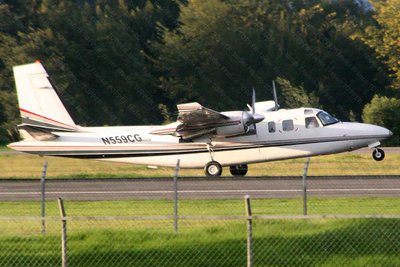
{"left": 215, "top": 122, "right": 246, "bottom": 137}
{"left": 215, "top": 111, "right": 246, "bottom": 137}
{"left": 213, "top": 109, "right": 265, "bottom": 137}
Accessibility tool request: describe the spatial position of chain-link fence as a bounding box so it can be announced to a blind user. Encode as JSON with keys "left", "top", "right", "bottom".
{"left": 1, "top": 215, "right": 400, "bottom": 266}
{"left": 1, "top": 158, "right": 400, "bottom": 266}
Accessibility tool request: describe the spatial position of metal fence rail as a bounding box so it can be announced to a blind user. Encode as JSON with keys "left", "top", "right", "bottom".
{"left": 1, "top": 214, "right": 399, "bottom": 267}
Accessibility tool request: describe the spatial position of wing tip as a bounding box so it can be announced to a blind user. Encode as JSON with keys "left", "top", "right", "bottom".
{"left": 177, "top": 102, "right": 202, "bottom": 110}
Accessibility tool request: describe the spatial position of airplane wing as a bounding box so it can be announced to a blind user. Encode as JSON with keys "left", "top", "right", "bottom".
{"left": 150, "top": 102, "right": 241, "bottom": 139}
{"left": 177, "top": 102, "right": 230, "bottom": 128}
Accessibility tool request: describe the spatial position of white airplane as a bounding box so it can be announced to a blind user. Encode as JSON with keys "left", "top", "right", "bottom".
{"left": 8, "top": 62, "right": 392, "bottom": 176}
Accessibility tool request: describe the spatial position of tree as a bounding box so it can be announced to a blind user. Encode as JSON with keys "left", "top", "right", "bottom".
{"left": 157, "top": 0, "right": 390, "bottom": 120}
{"left": 362, "top": 95, "right": 400, "bottom": 145}
{"left": 0, "top": 0, "right": 186, "bottom": 138}
{"left": 358, "top": 0, "right": 400, "bottom": 92}
{"left": 276, "top": 77, "right": 320, "bottom": 108}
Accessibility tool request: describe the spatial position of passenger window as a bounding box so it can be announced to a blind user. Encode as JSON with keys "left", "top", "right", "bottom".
{"left": 282, "top": 120, "right": 294, "bottom": 131}
{"left": 305, "top": 117, "right": 319, "bottom": 128}
{"left": 304, "top": 109, "right": 314, "bottom": 115}
{"left": 268, "top": 121, "right": 276, "bottom": 133}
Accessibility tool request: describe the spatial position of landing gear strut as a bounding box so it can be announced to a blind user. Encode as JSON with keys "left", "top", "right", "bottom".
{"left": 204, "top": 161, "right": 222, "bottom": 176}
{"left": 230, "top": 164, "right": 248, "bottom": 176}
{"left": 372, "top": 148, "right": 385, "bottom": 161}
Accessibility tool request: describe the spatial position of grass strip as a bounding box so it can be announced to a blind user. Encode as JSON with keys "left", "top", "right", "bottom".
{"left": 1, "top": 153, "right": 400, "bottom": 178}
{"left": 1, "top": 197, "right": 399, "bottom": 218}
{"left": 0, "top": 218, "right": 399, "bottom": 266}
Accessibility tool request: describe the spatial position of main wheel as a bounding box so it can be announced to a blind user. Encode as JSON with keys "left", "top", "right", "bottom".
{"left": 372, "top": 148, "right": 385, "bottom": 161}
{"left": 230, "top": 164, "right": 248, "bottom": 176}
{"left": 204, "top": 161, "right": 222, "bottom": 176}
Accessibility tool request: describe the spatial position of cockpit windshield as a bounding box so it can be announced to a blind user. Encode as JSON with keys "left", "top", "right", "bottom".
{"left": 316, "top": 111, "right": 339, "bottom": 126}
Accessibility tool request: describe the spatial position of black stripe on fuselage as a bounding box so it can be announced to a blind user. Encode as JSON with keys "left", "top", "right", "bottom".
{"left": 33, "top": 135, "right": 386, "bottom": 159}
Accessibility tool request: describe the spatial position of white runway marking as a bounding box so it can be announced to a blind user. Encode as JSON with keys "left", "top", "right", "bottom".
{"left": 2, "top": 188, "right": 400, "bottom": 195}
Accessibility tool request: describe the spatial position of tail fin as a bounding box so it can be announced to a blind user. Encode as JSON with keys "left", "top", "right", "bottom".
{"left": 13, "top": 61, "right": 77, "bottom": 132}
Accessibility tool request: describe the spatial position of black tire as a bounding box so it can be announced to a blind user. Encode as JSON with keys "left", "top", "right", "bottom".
{"left": 230, "top": 164, "right": 248, "bottom": 176}
{"left": 204, "top": 161, "right": 222, "bottom": 176}
{"left": 372, "top": 148, "right": 385, "bottom": 161}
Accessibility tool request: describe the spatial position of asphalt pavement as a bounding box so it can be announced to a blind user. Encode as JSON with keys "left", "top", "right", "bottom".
{"left": 1, "top": 176, "right": 399, "bottom": 201}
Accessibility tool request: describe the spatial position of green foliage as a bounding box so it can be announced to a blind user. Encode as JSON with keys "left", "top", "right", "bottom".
{"left": 158, "top": 0, "right": 391, "bottom": 120}
{"left": 0, "top": 0, "right": 185, "bottom": 134}
{"left": 276, "top": 77, "right": 320, "bottom": 108}
{"left": 358, "top": 0, "right": 400, "bottom": 91}
{"left": 362, "top": 95, "right": 400, "bottom": 145}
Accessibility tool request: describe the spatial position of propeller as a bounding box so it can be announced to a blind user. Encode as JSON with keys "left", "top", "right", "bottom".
{"left": 243, "top": 88, "right": 264, "bottom": 134}
{"left": 272, "top": 80, "right": 279, "bottom": 111}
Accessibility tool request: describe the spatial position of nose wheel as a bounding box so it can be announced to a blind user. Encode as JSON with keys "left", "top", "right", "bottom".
{"left": 204, "top": 161, "right": 222, "bottom": 176}
{"left": 372, "top": 148, "right": 385, "bottom": 161}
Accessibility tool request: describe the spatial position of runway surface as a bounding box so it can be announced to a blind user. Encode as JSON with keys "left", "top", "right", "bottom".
{"left": 1, "top": 176, "right": 399, "bottom": 201}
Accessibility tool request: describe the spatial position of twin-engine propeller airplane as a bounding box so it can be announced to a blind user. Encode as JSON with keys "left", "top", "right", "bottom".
{"left": 8, "top": 62, "right": 392, "bottom": 176}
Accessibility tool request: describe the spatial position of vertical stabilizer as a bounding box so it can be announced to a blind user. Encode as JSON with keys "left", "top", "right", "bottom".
{"left": 13, "top": 62, "right": 77, "bottom": 131}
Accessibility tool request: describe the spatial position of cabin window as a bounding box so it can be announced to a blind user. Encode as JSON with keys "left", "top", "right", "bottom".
{"left": 282, "top": 119, "right": 294, "bottom": 131}
{"left": 305, "top": 117, "right": 319, "bottom": 128}
{"left": 304, "top": 109, "right": 314, "bottom": 115}
{"left": 268, "top": 121, "right": 276, "bottom": 133}
{"left": 317, "top": 111, "right": 339, "bottom": 126}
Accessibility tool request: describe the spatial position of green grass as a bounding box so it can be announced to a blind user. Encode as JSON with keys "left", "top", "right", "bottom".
{"left": 1, "top": 198, "right": 400, "bottom": 218}
{"left": 1, "top": 152, "right": 400, "bottom": 178}
{"left": 0, "top": 198, "right": 399, "bottom": 266}
{"left": 0, "top": 218, "right": 399, "bottom": 266}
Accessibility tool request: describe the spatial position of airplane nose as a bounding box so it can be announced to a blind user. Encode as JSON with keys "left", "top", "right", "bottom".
{"left": 381, "top": 127, "right": 393, "bottom": 138}
{"left": 376, "top": 126, "right": 392, "bottom": 140}
{"left": 349, "top": 123, "right": 392, "bottom": 140}
{"left": 376, "top": 126, "right": 392, "bottom": 138}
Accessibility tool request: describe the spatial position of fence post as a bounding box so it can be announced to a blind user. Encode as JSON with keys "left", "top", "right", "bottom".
{"left": 174, "top": 159, "right": 180, "bottom": 233}
{"left": 302, "top": 157, "right": 310, "bottom": 216}
{"left": 58, "top": 198, "right": 67, "bottom": 267}
{"left": 244, "top": 195, "right": 253, "bottom": 267}
{"left": 41, "top": 161, "right": 48, "bottom": 234}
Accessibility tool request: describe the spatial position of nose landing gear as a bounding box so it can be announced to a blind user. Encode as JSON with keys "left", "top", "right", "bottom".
{"left": 372, "top": 148, "right": 385, "bottom": 161}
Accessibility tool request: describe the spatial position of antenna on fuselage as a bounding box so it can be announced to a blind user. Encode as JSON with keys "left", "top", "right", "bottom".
{"left": 272, "top": 80, "right": 279, "bottom": 111}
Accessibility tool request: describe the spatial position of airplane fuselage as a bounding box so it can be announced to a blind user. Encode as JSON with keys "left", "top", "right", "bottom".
{"left": 8, "top": 62, "right": 393, "bottom": 175}
{"left": 9, "top": 107, "right": 392, "bottom": 169}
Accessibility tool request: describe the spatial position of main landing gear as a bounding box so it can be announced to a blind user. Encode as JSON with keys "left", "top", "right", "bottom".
{"left": 204, "top": 142, "right": 223, "bottom": 176}
{"left": 204, "top": 161, "right": 249, "bottom": 177}
{"left": 372, "top": 148, "right": 385, "bottom": 161}
{"left": 204, "top": 161, "right": 222, "bottom": 176}
{"left": 203, "top": 141, "right": 248, "bottom": 177}
{"left": 230, "top": 164, "right": 248, "bottom": 176}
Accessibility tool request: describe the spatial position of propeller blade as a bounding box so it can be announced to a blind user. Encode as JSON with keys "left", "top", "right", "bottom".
{"left": 244, "top": 88, "right": 264, "bottom": 135}
{"left": 246, "top": 104, "right": 253, "bottom": 113}
{"left": 252, "top": 88, "right": 256, "bottom": 114}
{"left": 272, "top": 80, "right": 279, "bottom": 111}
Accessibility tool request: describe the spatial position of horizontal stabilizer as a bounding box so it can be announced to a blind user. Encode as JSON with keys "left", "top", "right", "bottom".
{"left": 17, "top": 124, "right": 59, "bottom": 141}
